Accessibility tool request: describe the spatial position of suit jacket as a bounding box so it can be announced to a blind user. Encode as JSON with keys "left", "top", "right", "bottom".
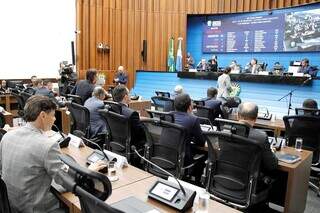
{"left": 248, "top": 128, "right": 278, "bottom": 172}
{"left": 71, "top": 80, "right": 95, "bottom": 103}
{"left": 171, "top": 111, "right": 206, "bottom": 164}
{"left": 0, "top": 123, "right": 64, "bottom": 213}
{"left": 120, "top": 103, "right": 146, "bottom": 149}
{"left": 204, "top": 98, "right": 223, "bottom": 120}
{"left": 245, "top": 64, "right": 262, "bottom": 74}
{"left": 84, "top": 97, "right": 107, "bottom": 137}
{"left": 208, "top": 59, "right": 218, "bottom": 72}
{"left": 35, "top": 87, "right": 55, "bottom": 98}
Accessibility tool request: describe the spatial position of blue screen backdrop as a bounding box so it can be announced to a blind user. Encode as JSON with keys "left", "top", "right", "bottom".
{"left": 187, "top": 3, "right": 320, "bottom": 69}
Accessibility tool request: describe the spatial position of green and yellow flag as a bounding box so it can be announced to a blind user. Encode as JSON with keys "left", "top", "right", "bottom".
{"left": 167, "top": 37, "right": 175, "bottom": 72}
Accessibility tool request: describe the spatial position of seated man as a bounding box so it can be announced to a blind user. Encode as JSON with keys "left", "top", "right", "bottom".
{"left": 237, "top": 102, "right": 278, "bottom": 173}
{"left": 112, "top": 85, "right": 146, "bottom": 150}
{"left": 171, "top": 94, "right": 206, "bottom": 164}
{"left": 113, "top": 66, "right": 128, "bottom": 85}
{"left": 302, "top": 98, "right": 318, "bottom": 110}
{"left": 203, "top": 87, "right": 223, "bottom": 119}
{"left": 0, "top": 95, "right": 106, "bottom": 213}
{"left": 171, "top": 85, "right": 184, "bottom": 99}
{"left": 0, "top": 96, "right": 63, "bottom": 212}
{"left": 35, "top": 80, "right": 55, "bottom": 98}
{"left": 299, "top": 58, "right": 318, "bottom": 77}
{"left": 244, "top": 58, "right": 262, "bottom": 74}
{"left": 71, "top": 68, "right": 97, "bottom": 103}
{"left": 196, "top": 59, "right": 210, "bottom": 72}
{"left": 84, "top": 87, "right": 108, "bottom": 138}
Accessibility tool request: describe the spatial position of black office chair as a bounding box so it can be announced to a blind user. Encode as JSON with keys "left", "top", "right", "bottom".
{"left": 220, "top": 97, "right": 241, "bottom": 119}
{"left": 146, "top": 109, "right": 174, "bottom": 122}
{"left": 24, "top": 87, "right": 36, "bottom": 95}
{"left": 0, "top": 113, "right": 5, "bottom": 128}
{"left": 295, "top": 107, "right": 320, "bottom": 116}
{"left": 20, "top": 91, "right": 32, "bottom": 104}
{"left": 142, "top": 118, "right": 205, "bottom": 180}
{"left": 104, "top": 101, "right": 122, "bottom": 114}
{"left": 215, "top": 118, "right": 250, "bottom": 137}
{"left": 202, "top": 131, "right": 271, "bottom": 209}
{"left": 11, "top": 92, "right": 25, "bottom": 117}
{"left": 283, "top": 115, "right": 320, "bottom": 196}
{"left": 193, "top": 100, "right": 205, "bottom": 106}
{"left": 194, "top": 105, "right": 221, "bottom": 126}
{"left": 151, "top": 96, "right": 174, "bottom": 112}
{"left": 0, "top": 175, "right": 12, "bottom": 213}
{"left": 155, "top": 91, "right": 170, "bottom": 98}
{"left": 66, "top": 102, "right": 90, "bottom": 138}
{"left": 99, "top": 109, "right": 134, "bottom": 163}
{"left": 57, "top": 154, "right": 123, "bottom": 213}
{"left": 66, "top": 94, "right": 83, "bottom": 105}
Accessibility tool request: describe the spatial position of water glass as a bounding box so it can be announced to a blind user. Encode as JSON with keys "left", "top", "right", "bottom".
{"left": 196, "top": 192, "right": 210, "bottom": 213}
{"left": 295, "top": 138, "right": 303, "bottom": 152}
{"left": 107, "top": 161, "right": 118, "bottom": 182}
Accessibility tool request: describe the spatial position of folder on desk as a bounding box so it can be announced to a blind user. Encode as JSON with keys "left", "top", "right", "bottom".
{"left": 275, "top": 152, "right": 301, "bottom": 164}
{"left": 111, "top": 196, "right": 160, "bottom": 213}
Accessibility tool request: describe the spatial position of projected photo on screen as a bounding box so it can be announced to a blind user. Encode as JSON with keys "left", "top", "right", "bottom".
{"left": 202, "top": 6, "right": 320, "bottom": 53}
{"left": 284, "top": 8, "right": 320, "bottom": 51}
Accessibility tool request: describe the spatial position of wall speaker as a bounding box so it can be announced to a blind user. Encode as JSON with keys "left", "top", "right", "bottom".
{"left": 71, "top": 41, "right": 75, "bottom": 65}
{"left": 141, "top": 40, "right": 147, "bottom": 62}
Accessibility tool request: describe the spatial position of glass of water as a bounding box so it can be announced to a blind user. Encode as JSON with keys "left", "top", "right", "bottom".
{"left": 107, "top": 161, "right": 118, "bottom": 182}
{"left": 295, "top": 138, "right": 303, "bottom": 152}
{"left": 196, "top": 192, "right": 210, "bottom": 213}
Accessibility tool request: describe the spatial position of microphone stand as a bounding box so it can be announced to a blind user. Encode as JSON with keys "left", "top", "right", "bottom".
{"left": 277, "top": 77, "right": 312, "bottom": 115}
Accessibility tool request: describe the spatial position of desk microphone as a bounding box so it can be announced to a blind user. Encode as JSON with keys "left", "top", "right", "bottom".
{"left": 302, "top": 77, "right": 312, "bottom": 85}
{"left": 52, "top": 124, "right": 70, "bottom": 148}
{"left": 131, "top": 145, "right": 186, "bottom": 195}
{"left": 78, "top": 133, "right": 110, "bottom": 162}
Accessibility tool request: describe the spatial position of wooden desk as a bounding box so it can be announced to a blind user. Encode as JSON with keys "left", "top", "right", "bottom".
{"left": 59, "top": 145, "right": 153, "bottom": 212}
{"left": 72, "top": 175, "right": 240, "bottom": 213}
{"left": 3, "top": 111, "right": 13, "bottom": 126}
{"left": 55, "top": 107, "right": 71, "bottom": 134}
{"left": 229, "top": 114, "right": 285, "bottom": 136}
{"left": 129, "top": 100, "right": 151, "bottom": 117}
{"left": 276, "top": 147, "right": 313, "bottom": 213}
{"left": 0, "top": 94, "right": 18, "bottom": 116}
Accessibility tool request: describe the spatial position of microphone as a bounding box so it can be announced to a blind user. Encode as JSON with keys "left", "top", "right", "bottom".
{"left": 131, "top": 145, "right": 186, "bottom": 196}
{"left": 52, "top": 124, "right": 70, "bottom": 148}
{"left": 303, "top": 77, "right": 312, "bottom": 84}
{"left": 80, "top": 135, "right": 110, "bottom": 162}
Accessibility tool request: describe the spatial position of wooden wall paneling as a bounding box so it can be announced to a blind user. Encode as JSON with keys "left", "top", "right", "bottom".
{"left": 250, "top": 0, "right": 257, "bottom": 11}
{"left": 96, "top": 0, "right": 103, "bottom": 71}
{"left": 204, "top": 0, "right": 212, "bottom": 14}
{"left": 114, "top": 8, "right": 121, "bottom": 70}
{"left": 278, "top": 0, "right": 285, "bottom": 8}
{"left": 230, "top": 0, "right": 238, "bottom": 13}
{"left": 285, "top": 0, "right": 293, "bottom": 7}
{"left": 271, "top": 0, "right": 278, "bottom": 9}
{"left": 83, "top": 0, "right": 90, "bottom": 78}
{"left": 102, "top": 1, "right": 109, "bottom": 71}
{"left": 89, "top": 1, "right": 97, "bottom": 69}
{"left": 212, "top": 0, "right": 219, "bottom": 13}
{"left": 237, "top": 0, "right": 244, "bottom": 12}
{"left": 121, "top": 9, "right": 128, "bottom": 66}
{"left": 197, "top": 0, "right": 206, "bottom": 14}
{"left": 257, "top": 0, "right": 264, "bottom": 10}
{"left": 224, "top": 0, "right": 231, "bottom": 13}
{"left": 264, "top": 0, "right": 271, "bottom": 10}
{"left": 244, "top": 0, "right": 251, "bottom": 12}
{"left": 160, "top": 8, "right": 168, "bottom": 71}
{"left": 76, "top": 0, "right": 82, "bottom": 71}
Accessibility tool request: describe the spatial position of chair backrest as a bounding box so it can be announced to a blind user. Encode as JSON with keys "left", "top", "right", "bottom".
{"left": 23, "top": 87, "right": 36, "bottom": 95}
{"left": 193, "top": 100, "right": 205, "bottom": 106}
{"left": 146, "top": 109, "right": 174, "bottom": 122}
{"left": 216, "top": 118, "right": 250, "bottom": 137}
{"left": 67, "top": 102, "right": 90, "bottom": 137}
{"left": 0, "top": 113, "right": 5, "bottom": 128}
{"left": 194, "top": 105, "right": 220, "bottom": 125}
{"left": 283, "top": 115, "right": 320, "bottom": 163}
{"left": 155, "top": 91, "right": 170, "bottom": 98}
{"left": 104, "top": 101, "right": 122, "bottom": 114}
{"left": 295, "top": 107, "right": 320, "bottom": 116}
{"left": 57, "top": 154, "right": 123, "bottom": 213}
{"left": 11, "top": 92, "right": 25, "bottom": 116}
{"left": 203, "top": 131, "right": 262, "bottom": 207}
{"left": 20, "top": 91, "right": 32, "bottom": 103}
{"left": 151, "top": 96, "right": 174, "bottom": 112}
{"left": 142, "top": 118, "right": 187, "bottom": 178}
{"left": 66, "top": 94, "right": 83, "bottom": 105}
{"left": 0, "top": 175, "right": 12, "bottom": 213}
{"left": 99, "top": 109, "right": 132, "bottom": 160}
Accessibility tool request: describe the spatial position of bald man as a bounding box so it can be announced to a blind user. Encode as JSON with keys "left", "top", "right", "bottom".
{"left": 114, "top": 66, "right": 128, "bottom": 85}
{"left": 237, "top": 102, "right": 278, "bottom": 172}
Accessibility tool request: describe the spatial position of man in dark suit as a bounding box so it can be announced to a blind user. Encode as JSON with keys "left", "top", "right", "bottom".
{"left": 112, "top": 85, "right": 146, "bottom": 150}
{"left": 203, "top": 87, "right": 223, "bottom": 120}
{"left": 35, "top": 80, "right": 55, "bottom": 98}
{"left": 84, "top": 87, "right": 108, "bottom": 138}
{"left": 237, "top": 102, "right": 278, "bottom": 172}
{"left": 71, "top": 68, "right": 97, "bottom": 103}
{"left": 171, "top": 94, "right": 206, "bottom": 164}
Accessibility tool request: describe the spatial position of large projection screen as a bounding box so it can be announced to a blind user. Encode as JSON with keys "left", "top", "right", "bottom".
{"left": 0, "top": 0, "right": 76, "bottom": 79}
